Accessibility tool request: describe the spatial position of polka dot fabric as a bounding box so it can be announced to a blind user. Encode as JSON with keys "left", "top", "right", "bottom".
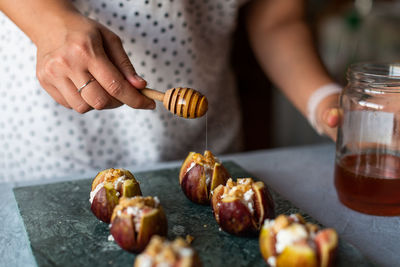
{"left": 0, "top": 0, "right": 248, "bottom": 182}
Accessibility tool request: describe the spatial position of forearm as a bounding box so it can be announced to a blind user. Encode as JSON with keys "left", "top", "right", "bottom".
{"left": 0, "top": 0, "right": 79, "bottom": 46}
{"left": 246, "top": 0, "right": 333, "bottom": 117}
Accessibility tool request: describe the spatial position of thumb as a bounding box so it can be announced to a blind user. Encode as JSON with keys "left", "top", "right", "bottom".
{"left": 323, "top": 108, "right": 340, "bottom": 128}
{"left": 320, "top": 108, "right": 341, "bottom": 142}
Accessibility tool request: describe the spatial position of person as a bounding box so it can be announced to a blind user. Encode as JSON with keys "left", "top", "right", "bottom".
{"left": 0, "top": 0, "right": 340, "bottom": 182}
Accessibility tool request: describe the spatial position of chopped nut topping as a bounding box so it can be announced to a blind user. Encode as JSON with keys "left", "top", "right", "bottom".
{"left": 92, "top": 168, "right": 137, "bottom": 192}
{"left": 118, "top": 196, "right": 160, "bottom": 209}
{"left": 185, "top": 235, "right": 194, "bottom": 244}
{"left": 219, "top": 178, "right": 256, "bottom": 214}
{"left": 111, "top": 196, "right": 161, "bottom": 229}
{"left": 136, "top": 236, "right": 196, "bottom": 266}
{"left": 221, "top": 178, "right": 254, "bottom": 199}
{"left": 262, "top": 214, "right": 323, "bottom": 258}
{"left": 275, "top": 224, "right": 308, "bottom": 253}
{"left": 192, "top": 150, "right": 220, "bottom": 168}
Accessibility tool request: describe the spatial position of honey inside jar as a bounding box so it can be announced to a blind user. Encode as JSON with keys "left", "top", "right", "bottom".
{"left": 334, "top": 153, "right": 400, "bottom": 216}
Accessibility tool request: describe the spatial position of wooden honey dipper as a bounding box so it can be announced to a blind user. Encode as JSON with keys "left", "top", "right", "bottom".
{"left": 141, "top": 87, "right": 208, "bottom": 118}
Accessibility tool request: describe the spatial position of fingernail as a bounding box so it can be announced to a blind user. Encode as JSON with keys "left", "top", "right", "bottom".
{"left": 146, "top": 101, "right": 156, "bottom": 110}
{"left": 134, "top": 74, "right": 145, "bottom": 83}
{"left": 329, "top": 108, "right": 339, "bottom": 117}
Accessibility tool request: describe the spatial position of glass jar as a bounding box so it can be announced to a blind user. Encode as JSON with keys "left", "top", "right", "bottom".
{"left": 335, "top": 63, "right": 400, "bottom": 216}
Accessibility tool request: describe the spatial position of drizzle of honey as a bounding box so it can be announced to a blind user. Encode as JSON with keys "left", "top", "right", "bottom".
{"left": 205, "top": 112, "right": 208, "bottom": 151}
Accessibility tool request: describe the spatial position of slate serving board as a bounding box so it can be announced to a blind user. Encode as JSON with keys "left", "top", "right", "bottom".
{"left": 14, "top": 161, "right": 374, "bottom": 267}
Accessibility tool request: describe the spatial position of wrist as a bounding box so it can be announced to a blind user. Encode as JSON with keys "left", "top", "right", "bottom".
{"left": 307, "top": 83, "right": 342, "bottom": 135}
{"left": 33, "top": 9, "right": 84, "bottom": 47}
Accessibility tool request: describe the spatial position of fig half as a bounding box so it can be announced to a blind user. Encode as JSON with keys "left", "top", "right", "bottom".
{"left": 134, "top": 235, "right": 202, "bottom": 267}
{"left": 259, "top": 214, "right": 338, "bottom": 267}
{"left": 110, "top": 196, "right": 168, "bottom": 253}
{"left": 211, "top": 178, "right": 275, "bottom": 236}
{"left": 90, "top": 168, "right": 142, "bottom": 223}
{"left": 179, "top": 150, "right": 230, "bottom": 205}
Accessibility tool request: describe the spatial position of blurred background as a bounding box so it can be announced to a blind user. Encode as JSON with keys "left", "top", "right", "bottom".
{"left": 232, "top": 0, "right": 400, "bottom": 151}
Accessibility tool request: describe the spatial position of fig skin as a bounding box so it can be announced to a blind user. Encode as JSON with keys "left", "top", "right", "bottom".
{"left": 90, "top": 168, "right": 142, "bottom": 223}
{"left": 259, "top": 214, "right": 338, "bottom": 267}
{"left": 253, "top": 182, "right": 275, "bottom": 226}
{"left": 217, "top": 199, "right": 256, "bottom": 236}
{"left": 91, "top": 183, "right": 119, "bottom": 224}
{"left": 110, "top": 197, "right": 168, "bottom": 253}
{"left": 134, "top": 236, "right": 202, "bottom": 267}
{"left": 315, "top": 229, "right": 338, "bottom": 267}
{"left": 179, "top": 151, "right": 230, "bottom": 205}
{"left": 110, "top": 213, "right": 137, "bottom": 250}
{"left": 211, "top": 178, "right": 275, "bottom": 236}
{"left": 181, "top": 164, "right": 209, "bottom": 204}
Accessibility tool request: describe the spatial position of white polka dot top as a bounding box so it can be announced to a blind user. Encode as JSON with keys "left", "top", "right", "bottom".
{"left": 0, "top": 0, "right": 248, "bottom": 182}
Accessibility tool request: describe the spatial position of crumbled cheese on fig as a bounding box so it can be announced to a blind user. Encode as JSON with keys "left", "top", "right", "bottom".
{"left": 116, "top": 192, "right": 120, "bottom": 197}
{"left": 267, "top": 256, "right": 276, "bottom": 267}
{"left": 107, "top": 235, "right": 114, "bottom": 242}
{"left": 204, "top": 165, "right": 212, "bottom": 186}
{"left": 126, "top": 206, "right": 141, "bottom": 215}
{"left": 89, "top": 182, "right": 104, "bottom": 204}
{"left": 275, "top": 224, "right": 308, "bottom": 253}
{"left": 186, "top": 162, "right": 196, "bottom": 173}
{"left": 114, "top": 175, "right": 126, "bottom": 191}
{"left": 230, "top": 186, "right": 239, "bottom": 195}
{"left": 243, "top": 189, "right": 255, "bottom": 214}
{"left": 179, "top": 248, "right": 193, "bottom": 257}
{"left": 289, "top": 214, "right": 300, "bottom": 222}
{"left": 126, "top": 206, "right": 143, "bottom": 232}
{"left": 238, "top": 179, "right": 251, "bottom": 185}
{"left": 246, "top": 202, "right": 254, "bottom": 214}
{"left": 136, "top": 255, "right": 153, "bottom": 267}
{"left": 262, "top": 219, "right": 275, "bottom": 229}
{"left": 153, "top": 196, "right": 160, "bottom": 207}
{"left": 244, "top": 189, "right": 254, "bottom": 201}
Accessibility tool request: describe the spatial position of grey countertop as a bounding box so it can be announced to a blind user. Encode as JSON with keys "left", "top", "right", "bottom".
{"left": 1, "top": 143, "right": 398, "bottom": 267}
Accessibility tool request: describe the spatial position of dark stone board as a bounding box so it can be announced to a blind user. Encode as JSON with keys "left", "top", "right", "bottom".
{"left": 13, "top": 162, "right": 374, "bottom": 267}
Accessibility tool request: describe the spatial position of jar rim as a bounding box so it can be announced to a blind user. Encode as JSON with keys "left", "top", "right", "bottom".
{"left": 348, "top": 63, "right": 400, "bottom": 89}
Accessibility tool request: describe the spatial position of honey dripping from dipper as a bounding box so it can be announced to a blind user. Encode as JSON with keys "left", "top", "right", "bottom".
{"left": 140, "top": 86, "right": 209, "bottom": 151}
{"left": 205, "top": 112, "right": 208, "bottom": 151}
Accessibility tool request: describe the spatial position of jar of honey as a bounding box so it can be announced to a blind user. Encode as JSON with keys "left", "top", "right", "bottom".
{"left": 335, "top": 63, "right": 400, "bottom": 216}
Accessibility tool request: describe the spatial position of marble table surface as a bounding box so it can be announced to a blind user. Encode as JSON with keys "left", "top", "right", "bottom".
{"left": 1, "top": 143, "right": 398, "bottom": 267}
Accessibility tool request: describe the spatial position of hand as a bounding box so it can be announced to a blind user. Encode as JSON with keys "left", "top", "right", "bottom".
{"left": 35, "top": 13, "right": 155, "bottom": 113}
{"left": 316, "top": 93, "right": 341, "bottom": 141}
